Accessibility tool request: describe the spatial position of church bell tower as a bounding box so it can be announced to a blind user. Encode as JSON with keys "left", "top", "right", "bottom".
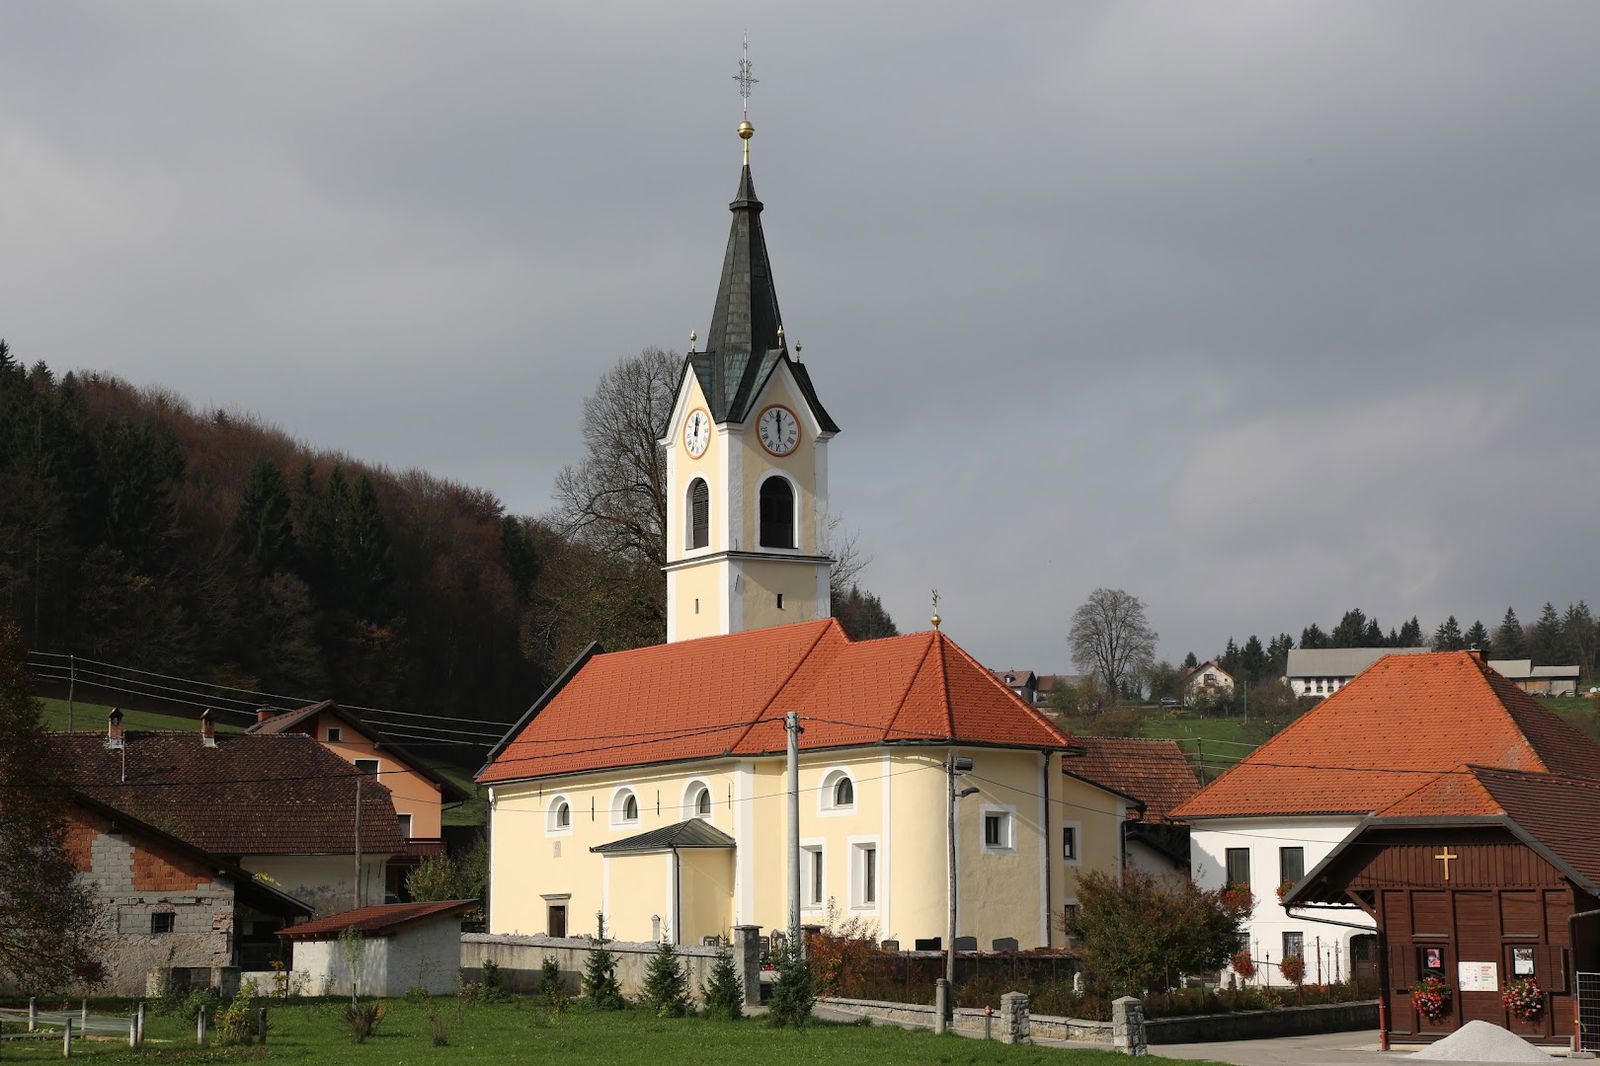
{"left": 659, "top": 91, "right": 839, "bottom": 643}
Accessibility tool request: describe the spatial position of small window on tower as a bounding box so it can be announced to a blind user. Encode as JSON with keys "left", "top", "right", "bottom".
{"left": 759, "top": 477, "right": 796, "bottom": 548}
{"left": 688, "top": 478, "right": 710, "bottom": 549}
{"left": 777, "top": 593, "right": 784, "bottom": 609}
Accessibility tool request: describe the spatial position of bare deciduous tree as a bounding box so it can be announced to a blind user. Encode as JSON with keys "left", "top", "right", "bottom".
{"left": 1068, "top": 587, "right": 1158, "bottom": 701}
{"left": 551, "top": 348, "right": 678, "bottom": 568}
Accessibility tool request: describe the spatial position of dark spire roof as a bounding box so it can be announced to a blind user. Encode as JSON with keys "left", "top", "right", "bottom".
{"left": 689, "top": 164, "right": 838, "bottom": 432}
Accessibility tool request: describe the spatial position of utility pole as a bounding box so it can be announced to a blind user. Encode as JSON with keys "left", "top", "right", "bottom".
{"left": 945, "top": 752, "right": 975, "bottom": 987}
{"left": 67, "top": 655, "right": 76, "bottom": 731}
{"left": 353, "top": 774, "right": 363, "bottom": 909}
{"left": 786, "top": 711, "right": 801, "bottom": 943}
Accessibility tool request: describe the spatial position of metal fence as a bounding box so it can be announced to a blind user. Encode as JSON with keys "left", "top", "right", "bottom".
{"left": 1578, "top": 972, "right": 1600, "bottom": 1053}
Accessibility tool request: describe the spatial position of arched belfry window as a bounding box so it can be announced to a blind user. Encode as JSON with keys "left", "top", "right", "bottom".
{"left": 759, "top": 477, "right": 796, "bottom": 549}
{"left": 688, "top": 478, "right": 710, "bottom": 550}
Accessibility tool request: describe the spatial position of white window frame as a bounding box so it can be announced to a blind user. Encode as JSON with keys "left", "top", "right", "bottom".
{"left": 547, "top": 794, "right": 574, "bottom": 836}
{"left": 1060, "top": 820, "right": 1081, "bottom": 864}
{"left": 801, "top": 839, "right": 825, "bottom": 910}
{"left": 683, "top": 779, "right": 714, "bottom": 820}
{"left": 396, "top": 812, "right": 413, "bottom": 839}
{"left": 849, "top": 836, "right": 880, "bottom": 911}
{"left": 326, "top": 727, "right": 343, "bottom": 743}
{"left": 980, "top": 804, "right": 1017, "bottom": 854}
{"left": 819, "top": 767, "right": 856, "bottom": 816}
{"left": 610, "top": 786, "right": 640, "bottom": 828}
{"left": 353, "top": 758, "right": 379, "bottom": 775}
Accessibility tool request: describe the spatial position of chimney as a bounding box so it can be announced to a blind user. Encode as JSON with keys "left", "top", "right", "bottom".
{"left": 200, "top": 709, "right": 216, "bottom": 748}
{"left": 256, "top": 706, "right": 274, "bottom": 724}
{"left": 106, "top": 708, "right": 125, "bottom": 750}
{"left": 1468, "top": 645, "right": 1486, "bottom": 663}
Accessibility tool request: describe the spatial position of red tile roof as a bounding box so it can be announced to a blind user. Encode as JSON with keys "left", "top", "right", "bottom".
{"left": 48, "top": 731, "right": 408, "bottom": 855}
{"left": 248, "top": 700, "right": 470, "bottom": 801}
{"left": 1066, "top": 738, "right": 1202, "bottom": 821}
{"left": 279, "top": 899, "right": 477, "bottom": 940}
{"left": 1170, "top": 651, "right": 1600, "bottom": 819}
{"left": 478, "top": 619, "right": 1072, "bottom": 784}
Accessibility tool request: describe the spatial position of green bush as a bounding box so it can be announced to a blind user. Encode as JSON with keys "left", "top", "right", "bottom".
{"left": 213, "top": 985, "right": 258, "bottom": 1045}
{"left": 480, "top": 958, "right": 510, "bottom": 1004}
{"left": 342, "top": 1001, "right": 386, "bottom": 1043}
{"left": 701, "top": 943, "right": 744, "bottom": 1021}
{"left": 582, "top": 913, "right": 625, "bottom": 1010}
{"left": 766, "top": 937, "right": 814, "bottom": 1029}
{"left": 642, "top": 939, "right": 690, "bottom": 1017}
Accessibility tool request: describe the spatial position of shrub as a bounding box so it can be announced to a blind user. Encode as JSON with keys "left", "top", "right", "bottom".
{"left": 405, "top": 985, "right": 430, "bottom": 1003}
{"left": 582, "top": 913, "right": 625, "bottom": 1010}
{"left": 213, "top": 984, "right": 258, "bottom": 1046}
{"left": 806, "top": 901, "right": 882, "bottom": 997}
{"left": 427, "top": 1008, "right": 449, "bottom": 1046}
{"left": 702, "top": 943, "right": 744, "bottom": 1021}
{"left": 643, "top": 938, "right": 691, "bottom": 1017}
{"left": 766, "top": 936, "right": 814, "bottom": 1029}
{"left": 541, "top": 956, "right": 570, "bottom": 1010}
{"left": 480, "top": 958, "right": 509, "bottom": 1004}
{"left": 343, "top": 1001, "right": 386, "bottom": 1043}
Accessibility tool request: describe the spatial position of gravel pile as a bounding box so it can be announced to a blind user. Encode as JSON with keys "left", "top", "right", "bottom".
{"left": 1409, "top": 1020, "right": 1558, "bottom": 1062}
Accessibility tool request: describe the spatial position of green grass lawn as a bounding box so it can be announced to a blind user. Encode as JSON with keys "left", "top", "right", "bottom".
{"left": 35, "top": 697, "right": 242, "bottom": 734}
{"left": 0, "top": 998, "right": 1228, "bottom": 1065}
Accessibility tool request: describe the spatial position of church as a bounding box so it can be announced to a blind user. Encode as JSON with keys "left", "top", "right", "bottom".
{"left": 477, "top": 119, "right": 1131, "bottom": 950}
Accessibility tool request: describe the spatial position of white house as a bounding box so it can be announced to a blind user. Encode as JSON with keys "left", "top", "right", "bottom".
{"left": 1282, "top": 646, "right": 1430, "bottom": 699}
{"left": 1174, "top": 650, "right": 1600, "bottom": 987}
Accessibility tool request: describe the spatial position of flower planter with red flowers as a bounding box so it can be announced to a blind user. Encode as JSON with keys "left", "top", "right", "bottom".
{"left": 1411, "top": 975, "right": 1450, "bottom": 1021}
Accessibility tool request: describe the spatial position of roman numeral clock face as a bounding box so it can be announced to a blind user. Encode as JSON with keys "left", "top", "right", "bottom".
{"left": 757, "top": 405, "right": 800, "bottom": 456}
{"left": 683, "top": 409, "right": 710, "bottom": 458}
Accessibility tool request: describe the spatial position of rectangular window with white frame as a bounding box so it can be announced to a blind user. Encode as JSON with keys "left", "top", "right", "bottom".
{"left": 1061, "top": 822, "right": 1081, "bottom": 863}
{"left": 801, "top": 843, "right": 824, "bottom": 908}
{"left": 981, "top": 804, "right": 1017, "bottom": 854}
{"left": 849, "top": 839, "right": 879, "bottom": 909}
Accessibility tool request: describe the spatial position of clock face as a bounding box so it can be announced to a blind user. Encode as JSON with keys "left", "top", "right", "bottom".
{"left": 757, "top": 405, "right": 800, "bottom": 456}
{"left": 683, "top": 409, "right": 711, "bottom": 458}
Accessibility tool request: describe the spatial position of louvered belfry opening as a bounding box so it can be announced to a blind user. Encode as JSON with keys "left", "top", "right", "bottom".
{"left": 688, "top": 478, "right": 709, "bottom": 549}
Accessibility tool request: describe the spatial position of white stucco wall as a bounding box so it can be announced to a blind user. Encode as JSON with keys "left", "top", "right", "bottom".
{"left": 1189, "top": 816, "right": 1370, "bottom": 986}
{"left": 292, "top": 920, "right": 462, "bottom": 997}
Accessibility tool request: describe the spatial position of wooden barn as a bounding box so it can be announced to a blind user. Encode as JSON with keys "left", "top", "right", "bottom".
{"left": 1286, "top": 765, "right": 1600, "bottom": 1047}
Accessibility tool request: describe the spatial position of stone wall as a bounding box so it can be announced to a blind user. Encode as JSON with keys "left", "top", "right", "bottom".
{"left": 462, "top": 933, "right": 724, "bottom": 998}
{"left": 1142, "top": 1000, "right": 1378, "bottom": 1043}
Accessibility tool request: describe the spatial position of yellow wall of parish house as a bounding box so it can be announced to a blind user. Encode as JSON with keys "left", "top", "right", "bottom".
{"left": 679, "top": 849, "right": 735, "bottom": 944}
{"left": 486, "top": 745, "right": 1098, "bottom": 951}
{"left": 314, "top": 712, "right": 444, "bottom": 838}
{"left": 603, "top": 851, "right": 672, "bottom": 941}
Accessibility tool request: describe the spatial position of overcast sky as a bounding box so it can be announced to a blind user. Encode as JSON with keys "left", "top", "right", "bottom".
{"left": 5, "top": 2, "right": 1598, "bottom": 673}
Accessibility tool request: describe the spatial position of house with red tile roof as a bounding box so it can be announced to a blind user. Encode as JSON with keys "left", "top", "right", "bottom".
{"left": 1286, "top": 765, "right": 1600, "bottom": 1045}
{"left": 1065, "top": 737, "right": 1202, "bottom": 878}
{"left": 248, "top": 700, "right": 470, "bottom": 898}
{"left": 1172, "top": 649, "right": 1600, "bottom": 988}
{"left": 51, "top": 713, "right": 408, "bottom": 921}
{"left": 478, "top": 617, "right": 1105, "bottom": 950}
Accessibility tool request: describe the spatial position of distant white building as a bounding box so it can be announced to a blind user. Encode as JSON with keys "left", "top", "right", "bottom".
{"left": 1283, "top": 646, "right": 1430, "bottom": 698}
{"left": 1486, "top": 660, "right": 1580, "bottom": 697}
{"left": 1183, "top": 661, "right": 1235, "bottom": 705}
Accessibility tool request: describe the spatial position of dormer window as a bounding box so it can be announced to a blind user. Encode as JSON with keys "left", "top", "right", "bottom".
{"left": 327, "top": 727, "right": 342, "bottom": 743}
{"left": 688, "top": 479, "right": 710, "bottom": 550}
{"left": 759, "top": 477, "right": 795, "bottom": 548}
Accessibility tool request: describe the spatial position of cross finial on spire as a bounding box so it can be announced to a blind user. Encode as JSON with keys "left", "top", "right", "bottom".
{"left": 931, "top": 588, "right": 942, "bottom": 630}
{"left": 734, "top": 33, "right": 757, "bottom": 119}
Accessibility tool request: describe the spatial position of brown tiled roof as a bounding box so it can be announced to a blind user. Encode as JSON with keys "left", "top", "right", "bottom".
{"left": 279, "top": 899, "right": 477, "bottom": 940}
{"left": 1171, "top": 651, "right": 1600, "bottom": 819}
{"left": 248, "top": 700, "right": 469, "bottom": 802}
{"left": 48, "top": 731, "right": 407, "bottom": 856}
{"left": 1067, "top": 738, "right": 1201, "bottom": 821}
{"left": 479, "top": 619, "right": 1072, "bottom": 784}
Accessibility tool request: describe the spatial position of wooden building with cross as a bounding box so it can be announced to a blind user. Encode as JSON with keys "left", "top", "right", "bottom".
{"left": 1286, "top": 765, "right": 1600, "bottom": 1046}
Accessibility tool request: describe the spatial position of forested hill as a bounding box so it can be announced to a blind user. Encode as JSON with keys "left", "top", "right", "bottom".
{"left": 0, "top": 342, "right": 670, "bottom": 748}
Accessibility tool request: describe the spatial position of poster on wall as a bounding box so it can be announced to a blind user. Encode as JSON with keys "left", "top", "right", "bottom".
{"left": 1458, "top": 961, "right": 1499, "bottom": 991}
{"left": 1513, "top": 948, "right": 1535, "bottom": 976}
{"left": 1425, "top": 947, "right": 1444, "bottom": 971}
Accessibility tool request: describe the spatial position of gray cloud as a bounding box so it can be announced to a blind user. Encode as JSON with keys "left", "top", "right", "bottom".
{"left": 3, "top": 1, "right": 1597, "bottom": 674}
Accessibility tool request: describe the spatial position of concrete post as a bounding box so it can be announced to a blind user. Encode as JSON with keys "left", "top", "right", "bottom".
{"left": 80, "top": 1000, "right": 88, "bottom": 1027}
{"left": 1112, "top": 996, "right": 1147, "bottom": 1056}
{"left": 258, "top": 1007, "right": 269, "bottom": 1044}
{"left": 63, "top": 1017, "right": 73, "bottom": 1058}
{"left": 129, "top": 1018, "right": 138, "bottom": 1048}
{"left": 196, "top": 1006, "right": 209, "bottom": 1047}
{"left": 136, "top": 1002, "right": 146, "bottom": 1045}
{"left": 934, "top": 979, "right": 949, "bottom": 1034}
{"left": 29, "top": 996, "right": 36, "bottom": 1031}
{"left": 999, "top": 991, "right": 1030, "bottom": 1045}
{"left": 733, "top": 925, "right": 763, "bottom": 1007}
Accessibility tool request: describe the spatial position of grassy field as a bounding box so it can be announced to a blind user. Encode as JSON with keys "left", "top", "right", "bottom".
{"left": 0, "top": 998, "right": 1226, "bottom": 1065}
{"left": 36, "top": 697, "right": 243, "bottom": 734}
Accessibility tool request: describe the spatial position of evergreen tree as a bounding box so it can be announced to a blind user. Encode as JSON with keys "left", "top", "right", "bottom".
{"left": 1299, "top": 624, "right": 1327, "bottom": 650}
{"left": 765, "top": 935, "right": 814, "bottom": 1028}
{"left": 1182, "top": 651, "right": 1199, "bottom": 671}
{"left": 1495, "top": 608, "right": 1526, "bottom": 659}
{"left": 1432, "top": 616, "right": 1465, "bottom": 651}
{"left": 1218, "top": 637, "right": 1241, "bottom": 678}
{"left": 581, "top": 913, "right": 624, "bottom": 1010}
{"left": 0, "top": 621, "right": 107, "bottom": 990}
{"left": 642, "top": 937, "right": 690, "bottom": 1017}
{"left": 1530, "top": 602, "right": 1564, "bottom": 665}
{"left": 337, "top": 474, "right": 395, "bottom": 620}
{"left": 1360, "top": 618, "right": 1384, "bottom": 648}
{"left": 1329, "top": 610, "right": 1368, "bottom": 648}
{"left": 1265, "top": 634, "right": 1294, "bottom": 677}
{"left": 1398, "top": 616, "right": 1424, "bottom": 647}
{"left": 833, "top": 584, "right": 899, "bottom": 640}
{"left": 1239, "top": 635, "right": 1268, "bottom": 685}
{"left": 499, "top": 514, "right": 542, "bottom": 602}
{"left": 234, "top": 457, "right": 296, "bottom": 577}
{"left": 1463, "top": 619, "right": 1491, "bottom": 656}
{"left": 701, "top": 943, "right": 745, "bottom": 1021}
{"left": 1563, "top": 602, "right": 1597, "bottom": 679}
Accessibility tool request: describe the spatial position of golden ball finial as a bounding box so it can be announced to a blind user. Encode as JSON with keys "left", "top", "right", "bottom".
{"left": 738, "top": 120, "right": 755, "bottom": 140}
{"left": 931, "top": 613, "right": 942, "bottom": 630}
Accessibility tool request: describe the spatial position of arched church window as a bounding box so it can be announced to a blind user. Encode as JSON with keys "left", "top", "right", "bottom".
{"left": 688, "top": 478, "right": 710, "bottom": 549}
{"left": 759, "top": 477, "right": 796, "bottom": 549}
